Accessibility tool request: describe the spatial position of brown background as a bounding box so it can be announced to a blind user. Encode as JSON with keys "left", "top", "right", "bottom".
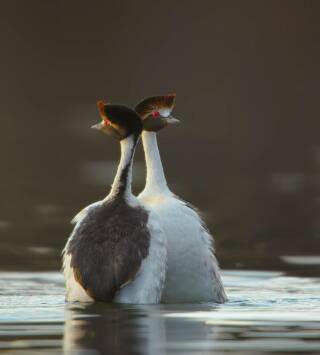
{"left": 0, "top": 0, "right": 319, "bottom": 271}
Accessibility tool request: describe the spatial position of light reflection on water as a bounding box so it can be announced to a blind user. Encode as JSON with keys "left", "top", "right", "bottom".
{"left": 0, "top": 271, "right": 319, "bottom": 354}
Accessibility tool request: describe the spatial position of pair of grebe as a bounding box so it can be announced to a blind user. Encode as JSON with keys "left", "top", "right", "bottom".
{"left": 63, "top": 95, "right": 227, "bottom": 304}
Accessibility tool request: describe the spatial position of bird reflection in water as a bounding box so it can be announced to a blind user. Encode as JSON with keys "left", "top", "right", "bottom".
{"left": 63, "top": 303, "right": 165, "bottom": 355}
{"left": 63, "top": 303, "right": 220, "bottom": 355}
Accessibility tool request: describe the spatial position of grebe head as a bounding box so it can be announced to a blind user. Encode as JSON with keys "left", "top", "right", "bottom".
{"left": 92, "top": 101, "right": 143, "bottom": 140}
{"left": 135, "top": 93, "right": 179, "bottom": 132}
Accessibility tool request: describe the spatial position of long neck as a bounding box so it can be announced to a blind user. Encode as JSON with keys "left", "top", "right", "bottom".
{"left": 109, "top": 135, "right": 138, "bottom": 198}
{"left": 142, "top": 131, "right": 170, "bottom": 195}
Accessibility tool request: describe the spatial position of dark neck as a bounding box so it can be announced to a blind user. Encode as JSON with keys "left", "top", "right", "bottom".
{"left": 109, "top": 134, "right": 139, "bottom": 199}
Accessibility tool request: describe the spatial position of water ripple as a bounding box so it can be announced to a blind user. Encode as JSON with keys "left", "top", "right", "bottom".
{"left": 0, "top": 270, "right": 319, "bottom": 354}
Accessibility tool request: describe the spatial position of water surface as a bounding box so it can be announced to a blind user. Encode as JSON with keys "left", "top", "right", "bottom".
{"left": 0, "top": 270, "right": 319, "bottom": 354}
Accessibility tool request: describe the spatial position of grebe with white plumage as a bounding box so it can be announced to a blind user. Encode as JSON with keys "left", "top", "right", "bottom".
{"left": 135, "top": 94, "right": 227, "bottom": 303}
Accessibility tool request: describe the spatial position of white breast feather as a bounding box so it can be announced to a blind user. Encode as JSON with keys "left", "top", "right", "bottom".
{"left": 139, "top": 192, "right": 227, "bottom": 303}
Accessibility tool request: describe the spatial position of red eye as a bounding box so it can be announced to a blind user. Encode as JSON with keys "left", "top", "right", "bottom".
{"left": 152, "top": 111, "right": 160, "bottom": 118}
{"left": 103, "top": 119, "right": 111, "bottom": 126}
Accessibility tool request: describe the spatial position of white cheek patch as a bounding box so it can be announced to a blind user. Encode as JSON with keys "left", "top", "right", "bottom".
{"left": 159, "top": 108, "right": 171, "bottom": 118}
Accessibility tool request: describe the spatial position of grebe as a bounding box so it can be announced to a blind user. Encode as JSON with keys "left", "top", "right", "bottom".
{"left": 135, "top": 94, "right": 227, "bottom": 303}
{"left": 63, "top": 102, "right": 167, "bottom": 304}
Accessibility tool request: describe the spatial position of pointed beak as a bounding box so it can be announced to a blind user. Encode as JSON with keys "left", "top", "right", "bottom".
{"left": 91, "top": 122, "right": 104, "bottom": 130}
{"left": 167, "top": 115, "right": 180, "bottom": 125}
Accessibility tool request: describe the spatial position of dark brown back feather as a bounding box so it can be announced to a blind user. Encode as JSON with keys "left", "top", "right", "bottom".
{"left": 67, "top": 197, "right": 150, "bottom": 302}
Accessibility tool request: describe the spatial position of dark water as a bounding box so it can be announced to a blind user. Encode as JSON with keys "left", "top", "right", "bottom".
{"left": 1, "top": 269, "right": 319, "bottom": 354}
{"left": 1, "top": 0, "right": 320, "bottom": 273}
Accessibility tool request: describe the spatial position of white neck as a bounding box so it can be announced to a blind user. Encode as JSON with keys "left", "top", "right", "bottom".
{"left": 142, "top": 131, "right": 170, "bottom": 195}
{"left": 109, "top": 135, "right": 137, "bottom": 198}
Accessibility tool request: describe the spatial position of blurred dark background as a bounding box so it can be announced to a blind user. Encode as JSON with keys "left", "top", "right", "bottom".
{"left": 0, "top": 0, "right": 319, "bottom": 272}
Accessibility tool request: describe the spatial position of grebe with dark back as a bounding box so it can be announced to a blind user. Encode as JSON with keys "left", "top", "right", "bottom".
{"left": 63, "top": 102, "right": 167, "bottom": 304}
